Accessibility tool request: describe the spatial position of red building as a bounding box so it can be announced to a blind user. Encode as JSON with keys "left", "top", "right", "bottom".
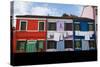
{"left": 13, "top": 15, "right": 47, "bottom": 53}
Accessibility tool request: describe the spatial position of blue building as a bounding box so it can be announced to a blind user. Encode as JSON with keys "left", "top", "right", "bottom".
{"left": 73, "top": 17, "right": 96, "bottom": 51}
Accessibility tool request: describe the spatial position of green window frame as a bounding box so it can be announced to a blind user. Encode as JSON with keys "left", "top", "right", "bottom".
{"left": 89, "top": 40, "right": 96, "bottom": 49}
{"left": 75, "top": 40, "right": 81, "bottom": 50}
{"left": 37, "top": 40, "right": 44, "bottom": 52}
{"left": 88, "top": 24, "right": 94, "bottom": 31}
{"left": 16, "top": 40, "right": 26, "bottom": 52}
{"left": 75, "top": 23, "right": 80, "bottom": 31}
{"left": 20, "top": 21, "right": 27, "bottom": 31}
{"left": 39, "top": 22, "right": 45, "bottom": 31}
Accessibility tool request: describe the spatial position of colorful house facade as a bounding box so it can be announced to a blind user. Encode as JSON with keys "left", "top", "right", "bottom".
{"left": 13, "top": 15, "right": 47, "bottom": 53}
{"left": 12, "top": 15, "right": 97, "bottom": 53}
{"left": 73, "top": 18, "right": 96, "bottom": 51}
{"left": 47, "top": 18, "right": 73, "bottom": 52}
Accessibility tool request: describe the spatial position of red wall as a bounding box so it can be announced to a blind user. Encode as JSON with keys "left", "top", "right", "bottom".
{"left": 16, "top": 31, "right": 47, "bottom": 40}
{"left": 13, "top": 18, "right": 47, "bottom": 53}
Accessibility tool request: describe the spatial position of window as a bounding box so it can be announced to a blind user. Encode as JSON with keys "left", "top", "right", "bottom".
{"left": 48, "top": 23, "right": 56, "bottom": 31}
{"left": 47, "top": 41, "right": 56, "bottom": 49}
{"left": 16, "top": 41, "right": 26, "bottom": 52}
{"left": 39, "top": 22, "right": 44, "bottom": 31}
{"left": 64, "top": 40, "right": 73, "bottom": 48}
{"left": 88, "top": 24, "right": 94, "bottom": 31}
{"left": 75, "top": 40, "right": 81, "bottom": 49}
{"left": 20, "top": 21, "right": 27, "bottom": 30}
{"left": 89, "top": 40, "right": 96, "bottom": 49}
{"left": 75, "top": 24, "right": 80, "bottom": 31}
{"left": 64, "top": 23, "right": 72, "bottom": 31}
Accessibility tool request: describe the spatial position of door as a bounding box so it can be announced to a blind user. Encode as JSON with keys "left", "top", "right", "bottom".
{"left": 57, "top": 40, "right": 64, "bottom": 51}
{"left": 82, "top": 40, "right": 89, "bottom": 50}
{"left": 26, "top": 40, "right": 37, "bottom": 52}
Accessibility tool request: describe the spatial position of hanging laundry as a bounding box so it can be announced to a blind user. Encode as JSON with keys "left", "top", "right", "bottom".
{"left": 54, "top": 33, "right": 60, "bottom": 41}
{"left": 75, "top": 31, "right": 79, "bottom": 35}
{"left": 85, "top": 35, "right": 90, "bottom": 40}
{"left": 59, "top": 33, "right": 64, "bottom": 40}
{"left": 67, "top": 31, "right": 73, "bottom": 35}
{"left": 81, "top": 31, "right": 86, "bottom": 36}
{"left": 79, "top": 31, "right": 83, "bottom": 36}
{"left": 47, "top": 32, "right": 54, "bottom": 39}
{"left": 82, "top": 40, "right": 89, "bottom": 50}
{"left": 57, "top": 21, "right": 64, "bottom": 31}
{"left": 50, "top": 33, "right": 54, "bottom": 38}
{"left": 47, "top": 33, "right": 50, "bottom": 38}
{"left": 89, "top": 31, "right": 94, "bottom": 37}
{"left": 64, "top": 32, "right": 68, "bottom": 37}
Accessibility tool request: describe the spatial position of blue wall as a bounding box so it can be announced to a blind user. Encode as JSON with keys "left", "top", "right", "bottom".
{"left": 80, "top": 21, "right": 88, "bottom": 31}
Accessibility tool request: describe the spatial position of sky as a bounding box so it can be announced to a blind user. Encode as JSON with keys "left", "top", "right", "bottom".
{"left": 13, "top": 1, "right": 84, "bottom": 17}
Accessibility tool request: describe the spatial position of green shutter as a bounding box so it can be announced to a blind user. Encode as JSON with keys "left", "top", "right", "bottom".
{"left": 38, "top": 41, "right": 44, "bottom": 49}
{"left": 26, "top": 40, "right": 37, "bottom": 52}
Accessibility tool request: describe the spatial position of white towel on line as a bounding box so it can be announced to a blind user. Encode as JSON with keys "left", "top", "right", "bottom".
{"left": 54, "top": 33, "right": 60, "bottom": 41}
{"left": 85, "top": 35, "right": 90, "bottom": 40}
{"left": 59, "top": 33, "right": 63, "bottom": 40}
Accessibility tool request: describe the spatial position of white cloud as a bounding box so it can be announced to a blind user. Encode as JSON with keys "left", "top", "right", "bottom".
{"left": 14, "top": 1, "right": 32, "bottom": 15}
{"left": 14, "top": 1, "right": 60, "bottom": 16}
{"left": 31, "top": 7, "right": 60, "bottom": 16}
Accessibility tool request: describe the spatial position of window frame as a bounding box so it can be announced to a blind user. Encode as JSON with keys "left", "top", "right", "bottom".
{"left": 48, "top": 22, "right": 56, "bottom": 31}
{"left": 16, "top": 40, "right": 27, "bottom": 52}
{"left": 74, "top": 40, "right": 81, "bottom": 50}
{"left": 19, "top": 20, "right": 28, "bottom": 31}
{"left": 38, "top": 21, "right": 45, "bottom": 31}
{"left": 64, "top": 40, "right": 73, "bottom": 49}
{"left": 89, "top": 40, "right": 96, "bottom": 49}
{"left": 64, "top": 23, "right": 73, "bottom": 31}
{"left": 37, "top": 40, "right": 45, "bottom": 50}
{"left": 74, "top": 22, "right": 80, "bottom": 31}
{"left": 88, "top": 23, "right": 94, "bottom": 31}
{"left": 47, "top": 40, "right": 57, "bottom": 49}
